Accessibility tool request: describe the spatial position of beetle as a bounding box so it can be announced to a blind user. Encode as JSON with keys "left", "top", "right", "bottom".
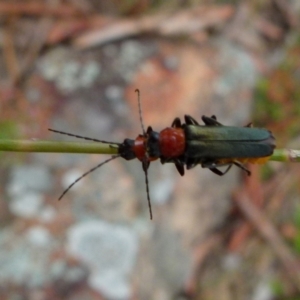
{"left": 147, "top": 114, "right": 276, "bottom": 177}
{"left": 49, "top": 90, "right": 276, "bottom": 219}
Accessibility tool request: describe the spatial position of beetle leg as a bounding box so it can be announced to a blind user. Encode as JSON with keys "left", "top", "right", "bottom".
{"left": 202, "top": 115, "right": 223, "bottom": 126}
{"left": 174, "top": 159, "right": 185, "bottom": 176}
{"left": 184, "top": 115, "right": 200, "bottom": 125}
{"left": 245, "top": 122, "right": 253, "bottom": 128}
{"left": 209, "top": 165, "right": 232, "bottom": 176}
{"left": 160, "top": 157, "right": 185, "bottom": 176}
{"left": 185, "top": 157, "right": 201, "bottom": 170}
{"left": 201, "top": 159, "right": 232, "bottom": 173}
{"left": 233, "top": 161, "right": 251, "bottom": 176}
{"left": 171, "top": 117, "right": 182, "bottom": 128}
{"left": 204, "top": 159, "right": 252, "bottom": 176}
{"left": 203, "top": 160, "right": 251, "bottom": 176}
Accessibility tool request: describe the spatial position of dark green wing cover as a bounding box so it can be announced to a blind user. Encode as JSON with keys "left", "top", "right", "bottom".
{"left": 185, "top": 125, "right": 275, "bottom": 159}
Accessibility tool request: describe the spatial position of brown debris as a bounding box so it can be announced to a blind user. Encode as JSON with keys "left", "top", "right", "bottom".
{"left": 0, "top": 2, "right": 81, "bottom": 17}
{"left": 233, "top": 189, "right": 300, "bottom": 293}
{"left": 73, "top": 5, "right": 234, "bottom": 49}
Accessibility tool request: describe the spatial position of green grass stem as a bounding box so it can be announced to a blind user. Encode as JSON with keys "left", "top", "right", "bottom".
{"left": 0, "top": 140, "right": 299, "bottom": 163}
{"left": 0, "top": 139, "right": 118, "bottom": 155}
{"left": 271, "top": 149, "right": 300, "bottom": 163}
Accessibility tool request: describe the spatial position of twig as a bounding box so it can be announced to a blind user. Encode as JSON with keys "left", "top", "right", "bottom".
{"left": 3, "top": 21, "right": 20, "bottom": 83}
{"left": 17, "top": 18, "right": 54, "bottom": 84}
{"left": 74, "top": 5, "right": 234, "bottom": 49}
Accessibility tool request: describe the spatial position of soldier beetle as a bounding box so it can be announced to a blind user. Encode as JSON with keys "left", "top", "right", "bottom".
{"left": 49, "top": 90, "right": 275, "bottom": 219}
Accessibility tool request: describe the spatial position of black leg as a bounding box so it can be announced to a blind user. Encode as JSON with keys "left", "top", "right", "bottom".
{"left": 233, "top": 162, "right": 251, "bottom": 176}
{"left": 174, "top": 159, "right": 185, "bottom": 176}
{"left": 202, "top": 115, "right": 223, "bottom": 126}
{"left": 203, "top": 160, "right": 251, "bottom": 176}
{"left": 171, "top": 117, "right": 182, "bottom": 128}
{"left": 184, "top": 115, "right": 200, "bottom": 125}
{"left": 209, "top": 164, "right": 232, "bottom": 176}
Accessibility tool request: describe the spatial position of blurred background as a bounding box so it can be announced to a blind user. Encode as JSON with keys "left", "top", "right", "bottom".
{"left": 0, "top": 0, "right": 300, "bottom": 299}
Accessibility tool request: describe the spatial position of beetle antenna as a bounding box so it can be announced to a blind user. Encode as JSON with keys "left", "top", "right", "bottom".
{"left": 142, "top": 160, "right": 152, "bottom": 219}
{"left": 135, "top": 89, "right": 146, "bottom": 135}
{"left": 135, "top": 89, "right": 153, "bottom": 219}
{"left": 48, "top": 128, "right": 121, "bottom": 145}
{"left": 58, "top": 155, "right": 120, "bottom": 200}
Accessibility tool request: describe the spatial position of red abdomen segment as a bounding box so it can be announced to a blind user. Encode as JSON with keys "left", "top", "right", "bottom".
{"left": 159, "top": 128, "right": 185, "bottom": 158}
